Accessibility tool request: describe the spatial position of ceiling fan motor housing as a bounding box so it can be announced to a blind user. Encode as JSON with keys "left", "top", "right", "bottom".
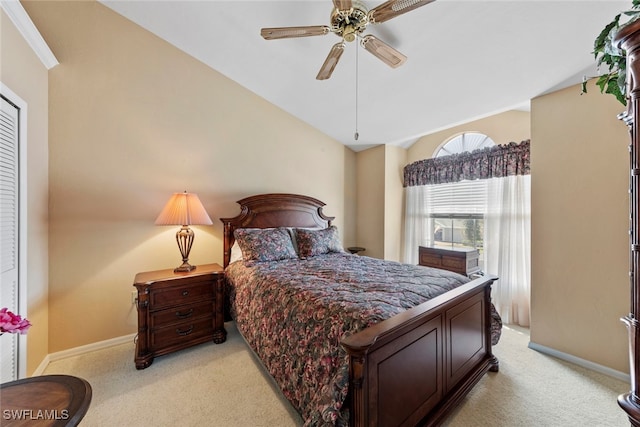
{"left": 330, "top": 1, "right": 369, "bottom": 42}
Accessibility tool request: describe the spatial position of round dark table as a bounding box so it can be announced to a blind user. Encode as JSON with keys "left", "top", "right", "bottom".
{"left": 0, "top": 374, "right": 92, "bottom": 426}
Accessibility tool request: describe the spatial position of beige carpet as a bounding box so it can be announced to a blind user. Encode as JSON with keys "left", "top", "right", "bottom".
{"left": 43, "top": 323, "right": 629, "bottom": 426}
{"left": 444, "top": 326, "right": 628, "bottom": 426}
{"left": 44, "top": 322, "right": 301, "bottom": 427}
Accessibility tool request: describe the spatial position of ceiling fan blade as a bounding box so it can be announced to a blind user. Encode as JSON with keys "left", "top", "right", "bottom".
{"left": 369, "top": 0, "right": 435, "bottom": 23}
{"left": 261, "top": 25, "right": 330, "bottom": 40}
{"left": 361, "top": 35, "right": 407, "bottom": 68}
{"left": 333, "top": 0, "right": 353, "bottom": 11}
{"left": 316, "top": 42, "right": 345, "bottom": 80}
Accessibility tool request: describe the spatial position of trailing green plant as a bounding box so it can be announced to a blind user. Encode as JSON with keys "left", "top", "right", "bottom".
{"left": 582, "top": 0, "right": 640, "bottom": 105}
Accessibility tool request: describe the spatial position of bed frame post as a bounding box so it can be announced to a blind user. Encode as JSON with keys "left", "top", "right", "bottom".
{"left": 348, "top": 353, "right": 367, "bottom": 426}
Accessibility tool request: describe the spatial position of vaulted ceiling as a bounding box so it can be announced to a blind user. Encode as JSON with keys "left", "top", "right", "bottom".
{"left": 100, "top": 0, "right": 629, "bottom": 151}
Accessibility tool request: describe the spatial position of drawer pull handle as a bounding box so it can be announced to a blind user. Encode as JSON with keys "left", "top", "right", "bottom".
{"left": 182, "top": 290, "right": 189, "bottom": 297}
{"left": 176, "top": 325, "right": 194, "bottom": 336}
{"left": 175, "top": 309, "right": 193, "bottom": 319}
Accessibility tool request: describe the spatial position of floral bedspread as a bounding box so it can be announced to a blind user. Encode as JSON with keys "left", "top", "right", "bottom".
{"left": 226, "top": 253, "right": 500, "bottom": 426}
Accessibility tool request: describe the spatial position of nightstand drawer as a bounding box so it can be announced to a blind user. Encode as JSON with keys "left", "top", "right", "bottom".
{"left": 150, "top": 300, "right": 213, "bottom": 328}
{"left": 150, "top": 280, "right": 213, "bottom": 309}
{"left": 150, "top": 317, "right": 214, "bottom": 350}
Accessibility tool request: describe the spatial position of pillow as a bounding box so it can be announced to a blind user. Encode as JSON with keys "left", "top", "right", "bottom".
{"left": 233, "top": 227, "right": 297, "bottom": 263}
{"left": 295, "top": 226, "right": 344, "bottom": 258}
{"left": 286, "top": 226, "right": 316, "bottom": 254}
{"left": 229, "top": 241, "right": 243, "bottom": 263}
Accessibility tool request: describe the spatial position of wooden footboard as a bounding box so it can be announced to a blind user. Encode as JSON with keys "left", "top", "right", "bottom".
{"left": 341, "top": 275, "right": 499, "bottom": 427}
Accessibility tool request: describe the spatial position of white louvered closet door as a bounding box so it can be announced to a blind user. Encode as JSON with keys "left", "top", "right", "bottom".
{"left": 0, "top": 95, "right": 20, "bottom": 383}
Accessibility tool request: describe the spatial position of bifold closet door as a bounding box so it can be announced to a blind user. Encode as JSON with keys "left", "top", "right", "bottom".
{"left": 0, "top": 95, "right": 20, "bottom": 383}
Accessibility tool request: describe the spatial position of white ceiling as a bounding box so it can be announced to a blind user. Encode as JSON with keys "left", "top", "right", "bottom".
{"left": 99, "top": 0, "right": 628, "bottom": 151}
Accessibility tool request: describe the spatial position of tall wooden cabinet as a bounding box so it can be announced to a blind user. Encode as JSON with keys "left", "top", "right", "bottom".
{"left": 615, "top": 19, "right": 640, "bottom": 426}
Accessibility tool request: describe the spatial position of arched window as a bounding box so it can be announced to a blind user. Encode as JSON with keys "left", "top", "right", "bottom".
{"left": 417, "top": 133, "right": 496, "bottom": 268}
{"left": 434, "top": 132, "right": 495, "bottom": 158}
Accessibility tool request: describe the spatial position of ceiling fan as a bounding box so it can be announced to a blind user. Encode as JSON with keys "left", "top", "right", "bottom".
{"left": 260, "top": 0, "right": 435, "bottom": 80}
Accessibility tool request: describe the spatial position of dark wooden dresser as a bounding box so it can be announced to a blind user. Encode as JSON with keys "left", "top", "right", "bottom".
{"left": 418, "top": 246, "right": 481, "bottom": 276}
{"left": 133, "top": 263, "right": 226, "bottom": 369}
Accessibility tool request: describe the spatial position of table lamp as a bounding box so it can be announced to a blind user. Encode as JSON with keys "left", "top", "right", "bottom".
{"left": 155, "top": 191, "right": 212, "bottom": 272}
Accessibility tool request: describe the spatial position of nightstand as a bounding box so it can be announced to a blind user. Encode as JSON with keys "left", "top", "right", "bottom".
{"left": 347, "top": 246, "right": 366, "bottom": 254}
{"left": 133, "top": 263, "right": 226, "bottom": 369}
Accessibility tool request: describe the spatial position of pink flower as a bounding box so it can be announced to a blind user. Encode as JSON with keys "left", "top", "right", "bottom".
{"left": 0, "top": 308, "right": 31, "bottom": 335}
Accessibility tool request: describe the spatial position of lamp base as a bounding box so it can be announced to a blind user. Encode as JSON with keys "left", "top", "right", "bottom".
{"left": 174, "top": 262, "right": 196, "bottom": 273}
{"left": 174, "top": 226, "right": 196, "bottom": 273}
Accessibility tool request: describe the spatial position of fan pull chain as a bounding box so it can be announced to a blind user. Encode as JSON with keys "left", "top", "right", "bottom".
{"left": 354, "top": 40, "right": 359, "bottom": 141}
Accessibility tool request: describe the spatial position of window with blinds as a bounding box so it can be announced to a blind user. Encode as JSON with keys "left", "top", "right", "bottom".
{"left": 423, "top": 179, "right": 487, "bottom": 251}
{"left": 426, "top": 133, "right": 495, "bottom": 263}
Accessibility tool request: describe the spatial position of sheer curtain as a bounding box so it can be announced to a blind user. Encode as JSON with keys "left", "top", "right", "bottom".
{"left": 484, "top": 175, "right": 531, "bottom": 326}
{"left": 403, "top": 185, "right": 430, "bottom": 265}
{"left": 403, "top": 140, "right": 531, "bottom": 326}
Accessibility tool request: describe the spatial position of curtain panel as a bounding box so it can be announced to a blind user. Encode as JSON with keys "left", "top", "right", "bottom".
{"left": 484, "top": 175, "right": 531, "bottom": 326}
{"left": 403, "top": 140, "right": 530, "bottom": 187}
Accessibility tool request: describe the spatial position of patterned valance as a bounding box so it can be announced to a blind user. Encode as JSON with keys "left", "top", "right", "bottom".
{"left": 403, "top": 140, "right": 530, "bottom": 187}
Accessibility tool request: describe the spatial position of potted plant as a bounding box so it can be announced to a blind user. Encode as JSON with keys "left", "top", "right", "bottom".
{"left": 582, "top": 0, "right": 640, "bottom": 105}
{"left": 0, "top": 307, "right": 31, "bottom": 335}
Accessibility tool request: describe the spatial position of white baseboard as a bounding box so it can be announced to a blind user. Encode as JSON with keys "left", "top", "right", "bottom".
{"left": 528, "top": 341, "right": 630, "bottom": 383}
{"left": 33, "top": 333, "right": 136, "bottom": 376}
{"left": 33, "top": 355, "right": 50, "bottom": 376}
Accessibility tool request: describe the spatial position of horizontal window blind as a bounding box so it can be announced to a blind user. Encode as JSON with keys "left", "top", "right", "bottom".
{"left": 425, "top": 179, "right": 487, "bottom": 215}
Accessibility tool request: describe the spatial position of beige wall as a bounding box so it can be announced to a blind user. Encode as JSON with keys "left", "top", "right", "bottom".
{"left": 356, "top": 145, "right": 385, "bottom": 258}
{"left": 355, "top": 144, "right": 406, "bottom": 261}
{"left": 23, "top": 1, "right": 356, "bottom": 352}
{"left": 531, "top": 80, "right": 629, "bottom": 373}
{"left": 407, "top": 110, "right": 531, "bottom": 163}
{"left": 0, "top": 8, "right": 50, "bottom": 375}
{"left": 384, "top": 145, "right": 406, "bottom": 262}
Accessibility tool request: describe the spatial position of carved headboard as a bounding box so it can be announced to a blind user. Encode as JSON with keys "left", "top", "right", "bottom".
{"left": 219, "top": 193, "right": 334, "bottom": 268}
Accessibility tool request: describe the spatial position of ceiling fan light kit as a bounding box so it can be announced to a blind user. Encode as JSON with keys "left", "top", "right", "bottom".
{"left": 260, "top": 0, "right": 435, "bottom": 80}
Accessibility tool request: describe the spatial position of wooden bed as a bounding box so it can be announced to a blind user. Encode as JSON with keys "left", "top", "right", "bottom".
{"left": 221, "top": 193, "right": 499, "bottom": 427}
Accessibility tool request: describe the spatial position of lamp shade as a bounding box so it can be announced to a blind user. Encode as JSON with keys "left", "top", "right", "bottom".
{"left": 154, "top": 192, "right": 213, "bottom": 226}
